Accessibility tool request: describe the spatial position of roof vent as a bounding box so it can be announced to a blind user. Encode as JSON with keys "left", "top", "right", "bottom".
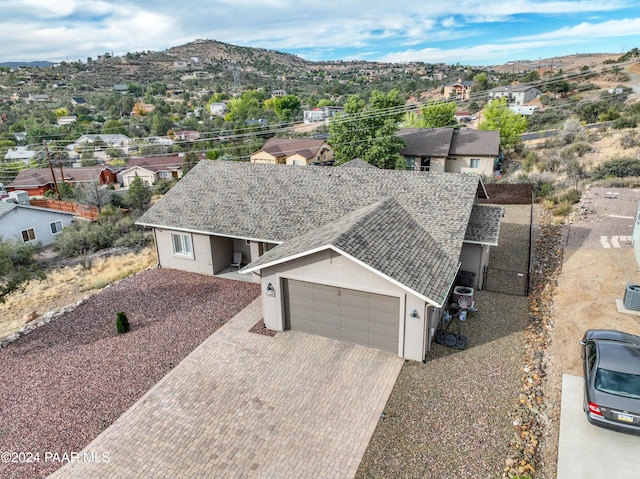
{"left": 623, "top": 284, "right": 640, "bottom": 311}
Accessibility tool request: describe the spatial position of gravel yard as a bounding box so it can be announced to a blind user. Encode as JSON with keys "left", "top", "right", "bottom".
{"left": 0, "top": 269, "right": 259, "bottom": 479}
{"left": 356, "top": 204, "right": 533, "bottom": 479}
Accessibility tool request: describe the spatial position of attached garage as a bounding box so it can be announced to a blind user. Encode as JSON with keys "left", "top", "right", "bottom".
{"left": 283, "top": 278, "right": 400, "bottom": 352}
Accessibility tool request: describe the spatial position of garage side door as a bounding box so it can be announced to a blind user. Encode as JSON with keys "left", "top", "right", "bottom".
{"left": 284, "top": 279, "right": 400, "bottom": 352}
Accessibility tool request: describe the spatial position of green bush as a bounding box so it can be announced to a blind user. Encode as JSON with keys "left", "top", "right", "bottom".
{"left": 559, "top": 188, "right": 581, "bottom": 204}
{"left": 54, "top": 209, "right": 151, "bottom": 256}
{"left": 591, "top": 157, "right": 640, "bottom": 180}
{"left": 116, "top": 311, "right": 130, "bottom": 333}
{"left": 612, "top": 116, "right": 638, "bottom": 129}
{"left": 153, "top": 179, "right": 177, "bottom": 195}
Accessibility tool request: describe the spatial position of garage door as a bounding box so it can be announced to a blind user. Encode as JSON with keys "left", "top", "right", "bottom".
{"left": 284, "top": 279, "right": 400, "bottom": 352}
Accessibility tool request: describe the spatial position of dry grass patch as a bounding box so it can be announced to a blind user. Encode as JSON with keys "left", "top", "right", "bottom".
{"left": 0, "top": 247, "right": 157, "bottom": 339}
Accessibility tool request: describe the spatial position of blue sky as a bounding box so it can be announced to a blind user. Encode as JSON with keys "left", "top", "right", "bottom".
{"left": 2, "top": 0, "right": 640, "bottom": 65}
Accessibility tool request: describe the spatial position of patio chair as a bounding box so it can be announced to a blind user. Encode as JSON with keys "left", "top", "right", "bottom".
{"left": 230, "top": 251, "right": 242, "bottom": 270}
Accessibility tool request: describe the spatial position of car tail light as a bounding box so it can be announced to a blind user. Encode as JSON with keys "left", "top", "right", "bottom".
{"left": 588, "top": 402, "right": 603, "bottom": 416}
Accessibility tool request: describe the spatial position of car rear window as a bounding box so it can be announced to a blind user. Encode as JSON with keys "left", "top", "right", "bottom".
{"left": 595, "top": 368, "right": 640, "bottom": 399}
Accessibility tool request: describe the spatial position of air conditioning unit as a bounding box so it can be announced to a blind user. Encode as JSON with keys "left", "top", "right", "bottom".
{"left": 623, "top": 284, "right": 640, "bottom": 311}
{"left": 453, "top": 286, "right": 474, "bottom": 305}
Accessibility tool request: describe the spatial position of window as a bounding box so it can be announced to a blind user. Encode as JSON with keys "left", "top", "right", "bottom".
{"left": 21, "top": 228, "right": 36, "bottom": 242}
{"left": 159, "top": 171, "right": 171, "bottom": 179}
{"left": 171, "top": 233, "right": 193, "bottom": 257}
{"left": 50, "top": 220, "right": 63, "bottom": 235}
{"left": 470, "top": 158, "right": 480, "bottom": 168}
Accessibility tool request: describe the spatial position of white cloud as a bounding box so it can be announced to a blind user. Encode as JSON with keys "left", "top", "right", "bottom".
{"left": 0, "top": 0, "right": 638, "bottom": 63}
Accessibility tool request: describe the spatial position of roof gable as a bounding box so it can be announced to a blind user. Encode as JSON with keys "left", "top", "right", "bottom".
{"left": 449, "top": 129, "right": 500, "bottom": 157}
{"left": 397, "top": 128, "right": 454, "bottom": 157}
{"left": 242, "top": 197, "right": 459, "bottom": 305}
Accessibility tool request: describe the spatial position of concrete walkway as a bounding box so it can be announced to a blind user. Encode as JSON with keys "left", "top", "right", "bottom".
{"left": 557, "top": 374, "right": 640, "bottom": 479}
{"left": 49, "top": 298, "right": 403, "bottom": 479}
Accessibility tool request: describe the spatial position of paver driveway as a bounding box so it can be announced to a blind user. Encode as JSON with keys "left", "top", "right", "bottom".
{"left": 49, "top": 298, "right": 403, "bottom": 479}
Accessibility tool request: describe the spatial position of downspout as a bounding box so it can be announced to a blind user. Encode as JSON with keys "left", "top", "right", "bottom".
{"left": 152, "top": 229, "right": 161, "bottom": 268}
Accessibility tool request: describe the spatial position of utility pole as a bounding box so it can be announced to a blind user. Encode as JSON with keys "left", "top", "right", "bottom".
{"left": 43, "top": 141, "right": 61, "bottom": 201}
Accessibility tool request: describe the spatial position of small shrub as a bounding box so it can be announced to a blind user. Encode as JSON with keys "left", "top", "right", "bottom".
{"left": 538, "top": 183, "right": 554, "bottom": 198}
{"left": 559, "top": 188, "right": 581, "bottom": 204}
{"left": 116, "top": 311, "right": 130, "bottom": 333}
{"left": 552, "top": 201, "right": 574, "bottom": 217}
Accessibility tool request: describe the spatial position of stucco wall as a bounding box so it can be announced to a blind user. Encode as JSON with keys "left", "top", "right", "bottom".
{"left": 458, "top": 243, "right": 485, "bottom": 289}
{"left": 444, "top": 156, "right": 494, "bottom": 175}
{"left": 154, "top": 229, "right": 215, "bottom": 275}
{"left": 122, "top": 168, "right": 156, "bottom": 186}
{"left": 258, "top": 248, "right": 430, "bottom": 361}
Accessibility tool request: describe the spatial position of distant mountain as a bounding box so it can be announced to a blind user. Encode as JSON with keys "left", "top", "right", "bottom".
{"left": 0, "top": 61, "right": 56, "bottom": 68}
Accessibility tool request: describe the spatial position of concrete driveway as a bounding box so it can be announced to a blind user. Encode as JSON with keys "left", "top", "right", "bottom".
{"left": 557, "top": 374, "right": 640, "bottom": 479}
{"left": 49, "top": 298, "right": 403, "bottom": 479}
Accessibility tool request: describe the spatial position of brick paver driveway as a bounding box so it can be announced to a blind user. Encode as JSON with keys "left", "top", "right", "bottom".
{"left": 49, "top": 298, "right": 403, "bottom": 479}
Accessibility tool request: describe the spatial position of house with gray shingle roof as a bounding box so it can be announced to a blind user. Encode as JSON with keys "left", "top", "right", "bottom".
{"left": 398, "top": 128, "right": 500, "bottom": 176}
{"left": 136, "top": 160, "right": 502, "bottom": 361}
{"left": 250, "top": 138, "right": 334, "bottom": 166}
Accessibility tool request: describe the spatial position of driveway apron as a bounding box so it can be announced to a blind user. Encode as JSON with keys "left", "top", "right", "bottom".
{"left": 48, "top": 298, "right": 403, "bottom": 479}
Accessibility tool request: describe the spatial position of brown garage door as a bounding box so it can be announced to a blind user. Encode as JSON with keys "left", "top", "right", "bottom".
{"left": 283, "top": 279, "right": 400, "bottom": 352}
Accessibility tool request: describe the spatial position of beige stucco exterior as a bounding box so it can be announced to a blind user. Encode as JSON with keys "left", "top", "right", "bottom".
{"left": 407, "top": 156, "right": 494, "bottom": 175}
{"left": 249, "top": 152, "right": 283, "bottom": 164}
{"left": 458, "top": 243, "right": 491, "bottom": 289}
{"left": 121, "top": 167, "right": 156, "bottom": 187}
{"left": 441, "top": 156, "right": 495, "bottom": 176}
{"left": 255, "top": 248, "right": 438, "bottom": 361}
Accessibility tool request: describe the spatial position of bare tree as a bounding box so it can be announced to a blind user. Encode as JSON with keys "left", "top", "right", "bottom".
{"left": 76, "top": 181, "right": 113, "bottom": 212}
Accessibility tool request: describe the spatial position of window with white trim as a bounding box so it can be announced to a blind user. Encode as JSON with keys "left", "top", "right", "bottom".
{"left": 159, "top": 171, "right": 171, "bottom": 179}
{"left": 50, "top": 220, "right": 63, "bottom": 235}
{"left": 171, "top": 233, "right": 193, "bottom": 257}
{"left": 21, "top": 228, "right": 36, "bottom": 242}
{"left": 470, "top": 158, "right": 480, "bottom": 168}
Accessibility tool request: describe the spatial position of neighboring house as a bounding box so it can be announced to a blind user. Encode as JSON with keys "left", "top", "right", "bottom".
{"left": 113, "top": 84, "right": 129, "bottom": 94}
{"left": 0, "top": 199, "right": 74, "bottom": 246}
{"left": 7, "top": 165, "right": 117, "bottom": 196}
{"left": 486, "top": 85, "right": 542, "bottom": 105}
{"left": 398, "top": 128, "right": 501, "bottom": 176}
{"left": 66, "top": 134, "right": 131, "bottom": 154}
{"left": 70, "top": 97, "right": 87, "bottom": 107}
{"left": 27, "top": 93, "right": 50, "bottom": 103}
{"left": 57, "top": 115, "right": 77, "bottom": 126}
{"left": 209, "top": 102, "right": 228, "bottom": 116}
{"left": 250, "top": 138, "right": 334, "bottom": 166}
{"left": 271, "top": 89, "right": 287, "bottom": 97}
{"left": 136, "top": 161, "right": 502, "bottom": 362}
{"left": 119, "top": 155, "right": 185, "bottom": 186}
{"left": 4, "top": 146, "right": 37, "bottom": 164}
{"left": 443, "top": 79, "right": 474, "bottom": 100}
{"left": 302, "top": 106, "right": 344, "bottom": 124}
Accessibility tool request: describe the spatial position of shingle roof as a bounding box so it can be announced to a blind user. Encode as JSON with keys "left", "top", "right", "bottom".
{"left": 258, "top": 138, "right": 328, "bottom": 159}
{"left": 242, "top": 197, "right": 460, "bottom": 305}
{"left": 8, "top": 166, "right": 110, "bottom": 188}
{"left": 449, "top": 129, "right": 500, "bottom": 157}
{"left": 464, "top": 205, "right": 503, "bottom": 245}
{"left": 138, "top": 160, "right": 483, "bottom": 259}
{"left": 126, "top": 156, "right": 184, "bottom": 172}
{"left": 338, "top": 158, "right": 378, "bottom": 169}
{"left": 397, "top": 128, "right": 454, "bottom": 157}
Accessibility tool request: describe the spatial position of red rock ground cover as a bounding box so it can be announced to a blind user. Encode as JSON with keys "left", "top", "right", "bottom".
{"left": 0, "top": 268, "right": 260, "bottom": 479}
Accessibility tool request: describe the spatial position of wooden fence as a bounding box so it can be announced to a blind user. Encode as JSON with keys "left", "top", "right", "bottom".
{"left": 29, "top": 199, "right": 100, "bottom": 221}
